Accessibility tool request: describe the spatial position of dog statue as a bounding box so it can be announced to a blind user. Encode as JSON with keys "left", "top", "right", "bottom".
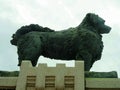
{"left": 11, "top": 13, "right": 111, "bottom": 71}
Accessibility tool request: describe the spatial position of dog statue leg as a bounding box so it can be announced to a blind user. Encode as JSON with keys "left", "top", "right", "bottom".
{"left": 76, "top": 50, "right": 92, "bottom": 71}
{"left": 17, "top": 34, "right": 42, "bottom": 66}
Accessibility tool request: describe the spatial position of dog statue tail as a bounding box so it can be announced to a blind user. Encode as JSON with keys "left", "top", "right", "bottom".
{"left": 10, "top": 24, "right": 55, "bottom": 46}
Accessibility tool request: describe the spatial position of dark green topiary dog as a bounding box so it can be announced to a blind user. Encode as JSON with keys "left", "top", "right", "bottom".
{"left": 11, "top": 13, "right": 111, "bottom": 71}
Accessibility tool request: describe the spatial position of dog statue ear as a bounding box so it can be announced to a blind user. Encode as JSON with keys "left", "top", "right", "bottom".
{"left": 86, "top": 13, "right": 91, "bottom": 16}
{"left": 86, "top": 13, "right": 93, "bottom": 22}
{"left": 86, "top": 13, "right": 93, "bottom": 23}
{"left": 86, "top": 13, "right": 93, "bottom": 18}
{"left": 86, "top": 13, "right": 99, "bottom": 24}
{"left": 86, "top": 13, "right": 97, "bottom": 19}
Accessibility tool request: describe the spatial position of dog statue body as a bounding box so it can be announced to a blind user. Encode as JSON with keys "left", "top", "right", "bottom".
{"left": 11, "top": 13, "right": 111, "bottom": 71}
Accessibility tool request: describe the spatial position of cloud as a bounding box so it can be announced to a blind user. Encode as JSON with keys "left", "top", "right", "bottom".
{"left": 0, "top": 0, "right": 120, "bottom": 76}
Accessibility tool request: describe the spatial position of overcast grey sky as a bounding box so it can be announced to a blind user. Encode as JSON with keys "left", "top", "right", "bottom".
{"left": 0, "top": 0, "right": 120, "bottom": 77}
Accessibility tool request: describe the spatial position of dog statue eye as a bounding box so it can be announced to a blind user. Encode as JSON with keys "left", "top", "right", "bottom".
{"left": 103, "top": 20, "right": 105, "bottom": 23}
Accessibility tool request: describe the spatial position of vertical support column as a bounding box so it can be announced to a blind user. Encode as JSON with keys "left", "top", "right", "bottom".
{"left": 75, "top": 61, "right": 84, "bottom": 90}
{"left": 36, "top": 64, "right": 47, "bottom": 89}
{"left": 16, "top": 61, "right": 32, "bottom": 90}
{"left": 55, "top": 64, "right": 65, "bottom": 90}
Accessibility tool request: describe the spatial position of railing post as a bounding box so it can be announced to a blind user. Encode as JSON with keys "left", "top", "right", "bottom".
{"left": 16, "top": 61, "right": 32, "bottom": 90}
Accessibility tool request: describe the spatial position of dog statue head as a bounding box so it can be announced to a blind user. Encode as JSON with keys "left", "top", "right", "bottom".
{"left": 80, "top": 13, "right": 111, "bottom": 34}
